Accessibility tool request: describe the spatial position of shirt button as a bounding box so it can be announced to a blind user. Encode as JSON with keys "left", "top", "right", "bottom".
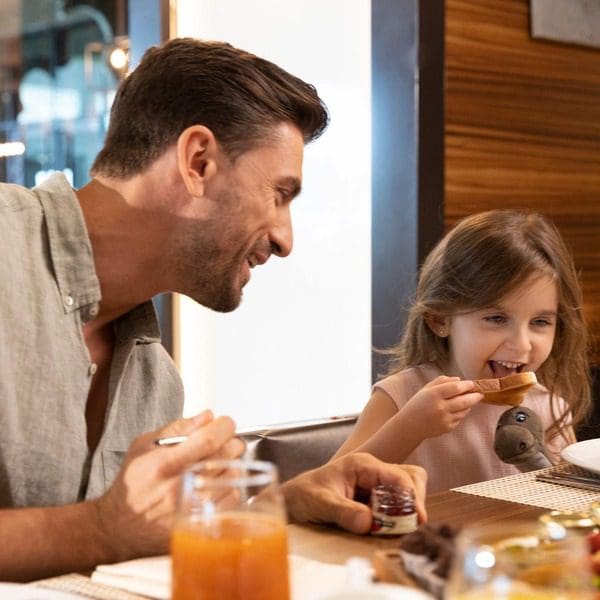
{"left": 89, "top": 363, "right": 98, "bottom": 376}
{"left": 89, "top": 305, "right": 99, "bottom": 317}
{"left": 64, "top": 295, "right": 74, "bottom": 307}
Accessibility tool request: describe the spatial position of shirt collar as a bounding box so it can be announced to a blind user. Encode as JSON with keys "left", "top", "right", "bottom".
{"left": 36, "top": 173, "right": 101, "bottom": 320}
{"left": 36, "top": 173, "right": 162, "bottom": 343}
{"left": 115, "top": 301, "right": 162, "bottom": 344}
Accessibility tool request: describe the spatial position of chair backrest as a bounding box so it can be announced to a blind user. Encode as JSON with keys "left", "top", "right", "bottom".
{"left": 240, "top": 415, "right": 358, "bottom": 482}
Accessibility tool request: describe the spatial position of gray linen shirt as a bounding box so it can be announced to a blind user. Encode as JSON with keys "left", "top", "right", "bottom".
{"left": 0, "top": 174, "right": 183, "bottom": 507}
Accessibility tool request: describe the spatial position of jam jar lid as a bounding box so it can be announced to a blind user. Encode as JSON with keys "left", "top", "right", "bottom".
{"left": 371, "top": 483, "right": 414, "bottom": 501}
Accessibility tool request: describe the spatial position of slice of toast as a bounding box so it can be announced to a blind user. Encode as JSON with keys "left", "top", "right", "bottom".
{"left": 372, "top": 549, "right": 420, "bottom": 588}
{"left": 474, "top": 371, "right": 537, "bottom": 407}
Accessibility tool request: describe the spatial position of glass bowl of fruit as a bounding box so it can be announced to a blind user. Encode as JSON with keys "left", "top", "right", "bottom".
{"left": 446, "top": 519, "right": 596, "bottom": 599}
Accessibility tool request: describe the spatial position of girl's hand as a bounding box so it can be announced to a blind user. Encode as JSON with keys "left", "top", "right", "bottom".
{"left": 400, "top": 376, "right": 483, "bottom": 439}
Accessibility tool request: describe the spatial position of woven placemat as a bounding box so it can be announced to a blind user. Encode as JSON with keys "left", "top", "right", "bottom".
{"left": 31, "top": 573, "right": 151, "bottom": 599}
{"left": 451, "top": 464, "right": 600, "bottom": 512}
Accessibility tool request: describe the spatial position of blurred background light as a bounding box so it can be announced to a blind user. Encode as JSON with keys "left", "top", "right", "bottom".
{"left": 0, "top": 141, "right": 25, "bottom": 157}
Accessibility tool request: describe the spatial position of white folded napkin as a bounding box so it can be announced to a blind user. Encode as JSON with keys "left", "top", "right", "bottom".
{"left": 91, "top": 554, "right": 349, "bottom": 600}
{"left": 91, "top": 556, "right": 170, "bottom": 599}
{"left": 290, "top": 554, "right": 348, "bottom": 599}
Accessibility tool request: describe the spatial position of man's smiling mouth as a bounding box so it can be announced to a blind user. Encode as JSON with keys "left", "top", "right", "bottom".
{"left": 247, "top": 252, "right": 269, "bottom": 269}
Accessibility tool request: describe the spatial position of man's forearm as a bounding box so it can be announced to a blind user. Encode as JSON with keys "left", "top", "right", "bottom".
{"left": 0, "top": 500, "right": 116, "bottom": 582}
{"left": 0, "top": 414, "right": 245, "bottom": 582}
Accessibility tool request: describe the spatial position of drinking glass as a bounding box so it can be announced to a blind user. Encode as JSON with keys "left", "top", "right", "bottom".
{"left": 446, "top": 519, "right": 595, "bottom": 599}
{"left": 171, "top": 459, "right": 289, "bottom": 600}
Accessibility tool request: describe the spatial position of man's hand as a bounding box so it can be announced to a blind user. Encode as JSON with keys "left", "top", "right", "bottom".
{"left": 93, "top": 410, "right": 245, "bottom": 562}
{"left": 0, "top": 410, "right": 245, "bottom": 581}
{"left": 281, "top": 453, "right": 427, "bottom": 534}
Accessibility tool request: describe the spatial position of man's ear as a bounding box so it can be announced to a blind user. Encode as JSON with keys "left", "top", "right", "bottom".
{"left": 425, "top": 313, "right": 450, "bottom": 338}
{"left": 176, "top": 125, "right": 220, "bottom": 197}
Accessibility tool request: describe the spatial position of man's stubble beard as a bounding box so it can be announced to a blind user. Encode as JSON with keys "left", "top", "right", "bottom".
{"left": 170, "top": 219, "right": 245, "bottom": 313}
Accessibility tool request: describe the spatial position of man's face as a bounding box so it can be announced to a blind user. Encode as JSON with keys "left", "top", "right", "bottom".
{"left": 174, "top": 122, "right": 304, "bottom": 312}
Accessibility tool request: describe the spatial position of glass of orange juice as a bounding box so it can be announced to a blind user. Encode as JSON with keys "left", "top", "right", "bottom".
{"left": 171, "top": 459, "right": 289, "bottom": 600}
{"left": 446, "top": 519, "right": 595, "bottom": 599}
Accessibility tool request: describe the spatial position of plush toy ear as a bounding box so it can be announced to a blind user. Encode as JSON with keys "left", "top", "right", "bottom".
{"left": 425, "top": 314, "right": 450, "bottom": 338}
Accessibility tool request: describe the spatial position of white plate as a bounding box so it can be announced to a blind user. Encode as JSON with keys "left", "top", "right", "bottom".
{"left": 0, "top": 584, "right": 82, "bottom": 599}
{"left": 561, "top": 438, "right": 600, "bottom": 474}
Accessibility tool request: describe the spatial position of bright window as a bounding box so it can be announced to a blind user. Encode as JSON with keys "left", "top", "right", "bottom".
{"left": 176, "top": 0, "right": 371, "bottom": 428}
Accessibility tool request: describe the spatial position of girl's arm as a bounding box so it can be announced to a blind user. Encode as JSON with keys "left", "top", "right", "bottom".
{"left": 333, "top": 376, "right": 483, "bottom": 464}
{"left": 544, "top": 393, "right": 576, "bottom": 464}
{"left": 332, "top": 389, "right": 410, "bottom": 461}
{"left": 545, "top": 423, "right": 576, "bottom": 464}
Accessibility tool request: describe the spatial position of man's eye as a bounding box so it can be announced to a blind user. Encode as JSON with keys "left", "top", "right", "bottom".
{"left": 277, "top": 189, "right": 291, "bottom": 202}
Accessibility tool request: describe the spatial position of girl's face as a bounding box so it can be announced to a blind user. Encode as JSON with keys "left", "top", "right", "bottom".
{"left": 441, "top": 274, "right": 558, "bottom": 381}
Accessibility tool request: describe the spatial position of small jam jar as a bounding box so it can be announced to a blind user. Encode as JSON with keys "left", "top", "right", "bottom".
{"left": 370, "top": 484, "right": 417, "bottom": 536}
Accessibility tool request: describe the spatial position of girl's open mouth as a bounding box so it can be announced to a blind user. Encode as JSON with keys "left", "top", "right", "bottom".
{"left": 489, "top": 360, "right": 524, "bottom": 378}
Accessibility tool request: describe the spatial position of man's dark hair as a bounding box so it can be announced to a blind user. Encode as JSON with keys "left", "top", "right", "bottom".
{"left": 91, "top": 38, "right": 329, "bottom": 178}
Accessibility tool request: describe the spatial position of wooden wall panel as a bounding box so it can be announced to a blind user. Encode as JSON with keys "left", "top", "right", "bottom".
{"left": 445, "top": 0, "right": 600, "bottom": 358}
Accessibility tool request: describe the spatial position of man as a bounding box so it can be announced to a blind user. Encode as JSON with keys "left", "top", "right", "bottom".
{"left": 0, "top": 38, "right": 426, "bottom": 581}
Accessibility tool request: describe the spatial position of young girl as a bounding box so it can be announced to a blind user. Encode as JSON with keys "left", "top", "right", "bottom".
{"left": 334, "top": 210, "right": 591, "bottom": 493}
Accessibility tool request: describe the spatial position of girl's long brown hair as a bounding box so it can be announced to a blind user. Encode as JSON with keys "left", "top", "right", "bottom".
{"left": 385, "top": 210, "right": 590, "bottom": 436}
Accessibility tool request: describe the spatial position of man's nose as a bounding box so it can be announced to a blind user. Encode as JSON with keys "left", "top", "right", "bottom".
{"left": 270, "top": 206, "right": 293, "bottom": 258}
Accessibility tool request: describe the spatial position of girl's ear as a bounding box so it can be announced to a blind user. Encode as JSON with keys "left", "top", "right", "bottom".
{"left": 425, "top": 314, "right": 450, "bottom": 338}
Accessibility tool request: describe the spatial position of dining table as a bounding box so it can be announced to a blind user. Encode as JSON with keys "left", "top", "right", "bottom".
{"left": 27, "top": 488, "right": 553, "bottom": 600}
{"left": 288, "top": 488, "right": 548, "bottom": 566}
{"left": 28, "top": 464, "right": 600, "bottom": 598}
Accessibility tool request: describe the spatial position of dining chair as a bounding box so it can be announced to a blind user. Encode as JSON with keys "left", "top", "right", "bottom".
{"left": 240, "top": 415, "right": 358, "bottom": 482}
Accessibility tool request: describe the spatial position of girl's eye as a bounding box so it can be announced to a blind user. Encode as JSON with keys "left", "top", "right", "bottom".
{"left": 484, "top": 315, "right": 506, "bottom": 324}
{"left": 532, "top": 318, "right": 553, "bottom": 328}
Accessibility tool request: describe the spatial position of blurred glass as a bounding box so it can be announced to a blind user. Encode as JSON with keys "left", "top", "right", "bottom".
{"left": 171, "top": 459, "right": 290, "bottom": 600}
{"left": 446, "top": 520, "right": 595, "bottom": 599}
{"left": 0, "top": 1, "right": 127, "bottom": 187}
{"left": 590, "top": 499, "right": 600, "bottom": 526}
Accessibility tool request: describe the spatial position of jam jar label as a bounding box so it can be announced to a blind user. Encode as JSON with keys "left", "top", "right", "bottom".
{"left": 369, "top": 484, "right": 418, "bottom": 536}
{"left": 371, "top": 510, "right": 418, "bottom": 535}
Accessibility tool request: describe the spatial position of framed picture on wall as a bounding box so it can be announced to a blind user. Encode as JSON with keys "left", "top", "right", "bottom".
{"left": 530, "top": 0, "right": 600, "bottom": 48}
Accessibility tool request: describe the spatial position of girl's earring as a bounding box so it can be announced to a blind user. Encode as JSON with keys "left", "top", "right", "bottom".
{"left": 438, "top": 328, "right": 447, "bottom": 337}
